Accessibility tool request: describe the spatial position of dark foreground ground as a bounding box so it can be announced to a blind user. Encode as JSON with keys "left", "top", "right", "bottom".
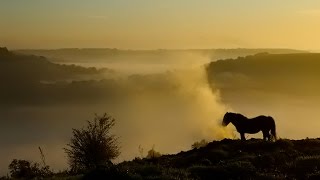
{"left": 114, "top": 139, "right": 320, "bottom": 180}
{"left": 7, "top": 138, "right": 318, "bottom": 180}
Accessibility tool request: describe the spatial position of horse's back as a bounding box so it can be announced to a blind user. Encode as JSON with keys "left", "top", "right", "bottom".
{"left": 250, "top": 115, "right": 275, "bottom": 127}
{"left": 253, "top": 115, "right": 274, "bottom": 120}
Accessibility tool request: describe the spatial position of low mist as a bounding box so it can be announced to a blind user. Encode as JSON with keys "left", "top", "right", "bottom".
{"left": 3, "top": 51, "right": 320, "bottom": 175}
{"left": 0, "top": 53, "right": 234, "bottom": 174}
{"left": 113, "top": 66, "right": 234, "bottom": 161}
{"left": 60, "top": 52, "right": 213, "bottom": 75}
{"left": 96, "top": 53, "right": 236, "bottom": 161}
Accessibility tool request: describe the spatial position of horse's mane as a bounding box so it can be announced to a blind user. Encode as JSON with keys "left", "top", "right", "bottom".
{"left": 230, "top": 112, "right": 248, "bottom": 121}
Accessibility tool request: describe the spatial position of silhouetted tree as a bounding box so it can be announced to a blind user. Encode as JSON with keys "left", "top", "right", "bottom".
{"left": 64, "top": 113, "right": 120, "bottom": 172}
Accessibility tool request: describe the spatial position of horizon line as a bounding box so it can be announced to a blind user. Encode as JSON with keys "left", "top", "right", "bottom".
{"left": 11, "top": 47, "right": 312, "bottom": 51}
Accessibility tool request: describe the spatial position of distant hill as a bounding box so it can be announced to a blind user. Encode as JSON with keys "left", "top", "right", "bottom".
{"left": 112, "top": 139, "right": 320, "bottom": 179}
{"left": 2, "top": 47, "right": 319, "bottom": 106}
{"left": 206, "top": 53, "right": 320, "bottom": 99}
{"left": 15, "top": 48, "right": 308, "bottom": 63}
{"left": 0, "top": 47, "right": 111, "bottom": 83}
{"left": 0, "top": 47, "right": 116, "bottom": 106}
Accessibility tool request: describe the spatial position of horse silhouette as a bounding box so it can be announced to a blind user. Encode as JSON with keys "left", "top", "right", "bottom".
{"left": 222, "top": 112, "right": 276, "bottom": 141}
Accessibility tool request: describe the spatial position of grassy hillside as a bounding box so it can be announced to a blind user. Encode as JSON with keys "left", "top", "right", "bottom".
{"left": 112, "top": 138, "right": 320, "bottom": 180}
{"left": 6, "top": 138, "right": 318, "bottom": 179}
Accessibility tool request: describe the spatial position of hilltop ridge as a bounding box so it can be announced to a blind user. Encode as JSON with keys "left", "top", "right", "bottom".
{"left": 113, "top": 138, "right": 320, "bottom": 179}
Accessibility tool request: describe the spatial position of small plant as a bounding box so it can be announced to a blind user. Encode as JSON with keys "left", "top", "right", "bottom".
{"left": 8, "top": 159, "right": 51, "bottom": 179}
{"left": 191, "top": 139, "right": 208, "bottom": 149}
{"left": 138, "top": 145, "right": 144, "bottom": 159}
{"left": 64, "top": 113, "right": 120, "bottom": 172}
{"left": 146, "top": 145, "right": 161, "bottom": 159}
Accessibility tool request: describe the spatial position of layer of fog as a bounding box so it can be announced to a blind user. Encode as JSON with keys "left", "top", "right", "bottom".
{"left": 0, "top": 53, "right": 233, "bottom": 174}
{"left": 60, "top": 53, "right": 213, "bottom": 75}
{"left": 2, "top": 52, "right": 320, "bottom": 175}
{"left": 3, "top": 93, "right": 320, "bottom": 174}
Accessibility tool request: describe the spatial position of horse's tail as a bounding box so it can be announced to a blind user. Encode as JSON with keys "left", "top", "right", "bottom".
{"left": 269, "top": 117, "right": 277, "bottom": 140}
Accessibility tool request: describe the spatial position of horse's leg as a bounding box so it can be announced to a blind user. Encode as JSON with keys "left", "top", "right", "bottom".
{"left": 267, "top": 131, "right": 271, "bottom": 141}
{"left": 262, "top": 130, "right": 270, "bottom": 141}
{"left": 240, "top": 133, "right": 246, "bottom": 141}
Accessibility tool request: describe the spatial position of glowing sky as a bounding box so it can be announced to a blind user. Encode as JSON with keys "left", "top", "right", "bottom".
{"left": 1, "top": 0, "right": 320, "bottom": 49}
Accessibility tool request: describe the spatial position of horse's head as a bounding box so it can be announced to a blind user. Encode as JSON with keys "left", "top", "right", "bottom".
{"left": 222, "top": 112, "right": 233, "bottom": 126}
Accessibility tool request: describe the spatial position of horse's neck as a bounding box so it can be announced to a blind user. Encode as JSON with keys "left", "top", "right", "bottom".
{"left": 237, "top": 114, "right": 247, "bottom": 120}
{"left": 231, "top": 114, "right": 247, "bottom": 126}
{"left": 231, "top": 120, "right": 241, "bottom": 126}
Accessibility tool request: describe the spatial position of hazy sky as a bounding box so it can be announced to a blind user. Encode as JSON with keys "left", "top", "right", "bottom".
{"left": 1, "top": 0, "right": 320, "bottom": 49}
